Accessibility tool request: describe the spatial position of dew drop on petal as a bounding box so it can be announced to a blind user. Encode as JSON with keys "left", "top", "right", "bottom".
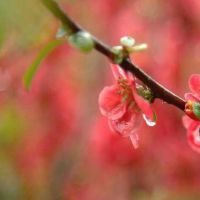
{"left": 129, "top": 134, "right": 139, "bottom": 149}
{"left": 143, "top": 114, "right": 156, "bottom": 127}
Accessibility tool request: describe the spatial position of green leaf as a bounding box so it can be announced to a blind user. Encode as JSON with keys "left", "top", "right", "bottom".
{"left": 23, "top": 39, "right": 62, "bottom": 91}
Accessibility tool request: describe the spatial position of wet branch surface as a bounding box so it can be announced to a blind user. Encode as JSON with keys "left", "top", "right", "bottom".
{"left": 41, "top": 0, "right": 186, "bottom": 111}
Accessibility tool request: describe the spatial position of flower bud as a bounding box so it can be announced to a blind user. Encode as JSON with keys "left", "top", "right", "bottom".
{"left": 68, "top": 31, "right": 94, "bottom": 53}
{"left": 112, "top": 45, "right": 124, "bottom": 64}
{"left": 120, "top": 36, "right": 135, "bottom": 48}
{"left": 193, "top": 102, "right": 200, "bottom": 120}
{"left": 185, "top": 100, "right": 200, "bottom": 120}
{"left": 129, "top": 43, "right": 148, "bottom": 53}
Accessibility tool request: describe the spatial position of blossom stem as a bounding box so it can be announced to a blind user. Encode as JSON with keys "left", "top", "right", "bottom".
{"left": 41, "top": 0, "right": 186, "bottom": 111}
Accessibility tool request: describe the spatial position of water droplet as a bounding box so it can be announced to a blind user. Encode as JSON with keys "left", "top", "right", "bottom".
{"left": 143, "top": 114, "right": 156, "bottom": 127}
{"left": 56, "top": 26, "right": 68, "bottom": 39}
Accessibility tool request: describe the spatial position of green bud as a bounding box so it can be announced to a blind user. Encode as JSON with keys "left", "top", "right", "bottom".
{"left": 136, "top": 85, "right": 153, "bottom": 102}
{"left": 129, "top": 43, "right": 148, "bottom": 53}
{"left": 112, "top": 45, "right": 124, "bottom": 64}
{"left": 144, "top": 89, "right": 154, "bottom": 102}
{"left": 136, "top": 85, "right": 145, "bottom": 96}
{"left": 68, "top": 31, "right": 94, "bottom": 53}
{"left": 193, "top": 102, "right": 200, "bottom": 120}
{"left": 120, "top": 36, "right": 135, "bottom": 47}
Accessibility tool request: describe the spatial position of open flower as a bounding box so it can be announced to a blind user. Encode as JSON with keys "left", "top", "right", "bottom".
{"left": 183, "top": 74, "right": 200, "bottom": 153}
{"left": 98, "top": 64, "right": 155, "bottom": 148}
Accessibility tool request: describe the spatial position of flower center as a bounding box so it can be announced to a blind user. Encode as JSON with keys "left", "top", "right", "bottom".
{"left": 117, "top": 78, "right": 134, "bottom": 105}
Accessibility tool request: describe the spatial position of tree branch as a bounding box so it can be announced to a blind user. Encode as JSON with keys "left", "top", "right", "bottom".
{"left": 41, "top": 0, "right": 186, "bottom": 111}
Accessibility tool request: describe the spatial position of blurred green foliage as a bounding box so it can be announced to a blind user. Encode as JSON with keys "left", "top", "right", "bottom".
{"left": 0, "top": 0, "right": 52, "bottom": 49}
{"left": 0, "top": 104, "right": 26, "bottom": 148}
{"left": 0, "top": 155, "right": 22, "bottom": 200}
{"left": 0, "top": 0, "right": 77, "bottom": 50}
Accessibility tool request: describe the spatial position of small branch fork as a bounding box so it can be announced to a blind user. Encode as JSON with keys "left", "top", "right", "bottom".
{"left": 41, "top": 0, "right": 186, "bottom": 111}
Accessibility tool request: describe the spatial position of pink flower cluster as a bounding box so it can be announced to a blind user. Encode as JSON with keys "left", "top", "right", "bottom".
{"left": 183, "top": 74, "right": 200, "bottom": 153}
{"left": 98, "top": 64, "right": 154, "bottom": 148}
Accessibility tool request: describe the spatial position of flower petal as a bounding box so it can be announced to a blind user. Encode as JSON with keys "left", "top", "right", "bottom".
{"left": 187, "top": 125, "right": 200, "bottom": 154}
{"left": 184, "top": 92, "right": 200, "bottom": 103}
{"left": 110, "top": 64, "right": 127, "bottom": 80}
{"left": 126, "top": 71, "right": 135, "bottom": 82}
{"left": 189, "top": 74, "right": 200, "bottom": 96}
{"left": 99, "top": 84, "right": 126, "bottom": 120}
{"left": 108, "top": 108, "right": 141, "bottom": 137}
{"left": 182, "top": 115, "right": 194, "bottom": 129}
{"left": 129, "top": 133, "right": 139, "bottom": 149}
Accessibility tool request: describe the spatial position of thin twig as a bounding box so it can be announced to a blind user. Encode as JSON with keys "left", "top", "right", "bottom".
{"left": 41, "top": 0, "right": 186, "bottom": 111}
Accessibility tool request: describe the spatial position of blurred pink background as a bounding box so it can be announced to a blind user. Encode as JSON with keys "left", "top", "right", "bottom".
{"left": 0, "top": 0, "right": 200, "bottom": 199}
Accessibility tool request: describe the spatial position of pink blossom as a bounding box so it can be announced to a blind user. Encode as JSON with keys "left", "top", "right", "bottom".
{"left": 183, "top": 74, "right": 200, "bottom": 153}
{"left": 99, "top": 64, "right": 154, "bottom": 148}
